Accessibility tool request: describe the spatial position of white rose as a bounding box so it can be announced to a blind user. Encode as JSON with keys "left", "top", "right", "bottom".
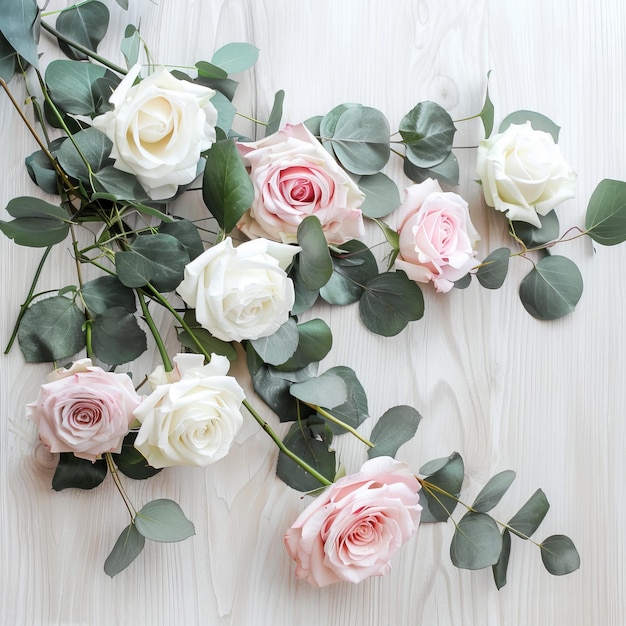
{"left": 476, "top": 121, "right": 576, "bottom": 227}
{"left": 92, "top": 64, "right": 218, "bottom": 201}
{"left": 177, "top": 237, "right": 299, "bottom": 342}
{"left": 133, "top": 353, "right": 245, "bottom": 468}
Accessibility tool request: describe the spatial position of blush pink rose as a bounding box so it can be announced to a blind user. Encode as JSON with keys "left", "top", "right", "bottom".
{"left": 284, "top": 456, "right": 422, "bottom": 587}
{"left": 237, "top": 123, "right": 365, "bottom": 245}
{"left": 395, "top": 178, "right": 480, "bottom": 293}
{"left": 26, "top": 359, "right": 142, "bottom": 462}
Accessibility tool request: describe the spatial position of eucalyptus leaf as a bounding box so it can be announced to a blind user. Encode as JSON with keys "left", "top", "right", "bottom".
{"left": 479, "top": 71, "right": 494, "bottom": 138}
{"left": 450, "top": 511, "right": 503, "bottom": 570}
{"left": 134, "top": 499, "right": 195, "bottom": 543}
{"left": 81, "top": 275, "right": 136, "bottom": 315}
{"left": 274, "top": 318, "right": 333, "bottom": 372}
{"left": 158, "top": 218, "right": 204, "bottom": 261}
{"left": 104, "top": 523, "right": 145, "bottom": 578}
{"left": 318, "top": 366, "right": 369, "bottom": 434}
{"left": 250, "top": 318, "right": 299, "bottom": 366}
{"left": 585, "top": 178, "right": 626, "bottom": 245}
{"left": 0, "top": 32, "right": 18, "bottom": 83}
{"left": 91, "top": 307, "right": 147, "bottom": 365}
{"left": 507, "top": 488, "right": 550, "bottom": 538}
{"left": 120, "top": 24, "right": 140, "bottom": 68}
{"left": 303, "top": 115, "right": 323, "bottom": 137}
{"left": 202, "top": 139, "right": 254, "bottom": 232}
{"left": 0, "top": 197, "right": 70, "bottom": 247}
{"left": 403, "top": 150, "right": 459, "bottom": 186}
{"left": 492, "top": 528, "right": 512, "bottom": 589}
{"left": 454, "top": 273, "right": 472, "bottom": 289}
{"left": 511, "top": 210, "right": 560, "bottom": 248}
{"left": 358, "top": 172, "right": 401, "bottom": 218}
{"left": 418, "top": 452, "right": 464, "bottom": 523}
{"left": 476, "top": 247, "right": 510, "bottom": 290}
{"left": 359, "top": 271, "right": 424, "bottom": 336}
{"left": 472, "top": 470, "right": 516, "bottom": 513}
{"left": 195, "top": 61, "right": 227, "bottom": 79}
{"left": 0, "top": 0, "right": 39, "bottom": 68}
{"left": 519, "top": 255, "right": 583, "bottom": 320}
{"left": 92, "top": 165, "right": 151, "bottom": 202}
{"left": 290, "top": 258, "right": 320, "bottom": 314}
{"left": 18, "top": 296, "right": 85, "bottom": 362}
{"left": 52, "top": 453, "right": 107, "bottom": 491}
{"left": 25, "top": 140, "right": 65, "bottom": 195}
{"left": 297, "top": 216, "right": 333, "bottom": 290}
{"left": 210, "top": 90, "right": 236, "bottom": 134}
{"left": 320, "top": 103, "right": 361, "bottom": 154}
{"left": 499, "top": 110, "right": 560, "bottom": 142}
{"left": 540, "top": 535, "right": 580, "bottom": 575}
{"left": 177, "top": 326, "right": 237, "bottom": 361}
{"left": 55, "top": 2, "right": 109, "bottom": 61}
{"left": 266, "top": 90, "right": 285, "bottom": 136}
{"left": 290, "top": 371, "right": 348, "bottom": 409}
{"left": 115, "top": 0, "right": 129, "bottom": 8}
{"left": 112, "top": 432, "right": 161, "bottom": 480}
{"left": 211, "top": 42, "right": 259, "bottom": 74}
{"left": 57, "top": 127, "right": 113, "bottom": 182}
{"left": 368, "top": 405, "right": 421, "bottom": 459}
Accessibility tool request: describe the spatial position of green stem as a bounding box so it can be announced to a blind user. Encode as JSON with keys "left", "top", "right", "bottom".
{"left": 105, "top": 453, "right": 137, "bottom": 520}
{"left": 309, "top": 404, "right": 375, "bottom": 448}
{"left": 243, "top": 400, "right": 332, "bottom": 487}
{"left": 138, "top": 293, "right": 173, "bottom": 371}
{"left": 40, "top": 20, "right": 128, "bottom": 75}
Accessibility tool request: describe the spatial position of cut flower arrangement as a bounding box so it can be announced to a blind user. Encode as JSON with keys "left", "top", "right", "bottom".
{"left": 3, "top": 0, "right": 626, "bottom": 588}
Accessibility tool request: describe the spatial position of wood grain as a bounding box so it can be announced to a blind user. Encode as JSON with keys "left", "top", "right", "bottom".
{"left": 1, "top": 0, "right": 625, "bottom": 624}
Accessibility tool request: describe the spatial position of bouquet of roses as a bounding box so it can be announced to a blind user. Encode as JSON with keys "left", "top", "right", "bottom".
{"left": 5, "top": 0, "right": 625, "bottom": 588}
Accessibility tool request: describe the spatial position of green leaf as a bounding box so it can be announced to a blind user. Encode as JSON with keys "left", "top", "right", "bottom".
{"left": 91, "top": 307, "right": 147, "bottom": 365}
{"left": 450, "top": 511, "right": 503, "bottom": 570}
{"left": 158, "top": 218, "right": 204, "bottom": 261}
{"left": 112, "top": 431, "right": 161, "bottom": 480}
{"left": 585, "top": 178, "right": 626, "bottom": 246}
{"left": 400, "top": 101, "right": 456, "bottom": 168}
{"left": 202, "top": 139, "right": 254, "bottom": 232}
{"left": 492, "top": 528, "right": 512, "bottom": 589}
{"left": 499, "top": 110, "right": 560, "bottom": 142}
{"left": 359, "top": 271, "right": 424, "bottom": 336}
{"left": 57, "top": 127, "right": 113, "bottom": 182}
{"left": 25, "top": 138, "right": 65, "bottom": 195}
{"left": 276, "top": 417, "right": 336, "bottom": 492}
{"left": 318, "top": 366, "right": 369, "bottom": 434}
{"left": 476, "top": 247, "right": 510, "bottom": 290}
{"left": 403, "top": 150, "right": 459, "bottom": 186}
{"left": 303, "top": 115, "right": 323, "bottom": 137}
{"left": 296, "top": 216, "right": 333, "bottom": 290}
{"left": 91, "top": 165, "right": 150, "bottom": 202}
{"left": 419, "top": 452, "right": 464, "bottom": 523}
{"left": 326, "top": 106, "right": 390, "bottom": 175}
{"left": 81, "top": 275, "right": 136, "bottom": 315}
{"left": 454, "top": 273, "right": 472, "bottom": 289}
{"left": 195, "top": 61, "right": 227, "bottom": 79}
{"left": 55, "top": 2, "right": 110, "bottom": 61}
{"left": 114, "top": 0, "right": 128, "bottom": 8}
{"left": 211, "top": 42, "right": 259, "bottom": 74}
{"left": 519, "top": 255, "right": 583, "bottom": 320}
{"left": 0, "top": 0, "right": 39, "bottom": 68}
{"left": 358, "top": 172, "right": 401, "bottom": 219}
{"left": 45, "top": 60, "right": 110, "bottom": 116}
{"left": 472, "top": 470, "right": 516, "bottom": 513}
{"left": 266, "top": 89, "right": 285, "bottom": 136}
{"left": 210, "top": 90, "right": 236, "bottom": 134}
{"left": 0, "top": 197, "right": 70, "bottom": 247}
{"left": 134, "top": 499, "right": 195, "bottom": 543}
{"left": 120, "top": 24, "right": 140, "bottom": 68}
{"left": 320, "top": 103, "right": 361, "bottom": 154}
{"left": 115, "top": 233, "right": 188, "bottom": 291}
{"left": 18, "top": 296, "right": 85, "bottom": 362}
{"left": 178, "top": 310, "right": 237, "bottom": 361}
{"left": 368, "top": 405, "right": 421, "bottom": 459}
{"left": 52, "top": 453, "right": 107, "bottom": 490}
{"left": 104, "top": 523, "right": 145, "bottom": 577}
{"left": 507, "top": 488, "right": 550, "bottom": 538}
{"left": 274, "top": 318, "right": 333, "bottom": 372}
{"left": 320, "top": 239, "right": 378, "bottom": 305}
{"left": 512, "top": 210, "right": 560, "bottom": 248}
{"left": 290, "top": 371, "right": 348, "bottom": 409}
{"left": 479, "top": 71, "right": 494, "bottom": 138}
{"left": 250, "top": 318, "right": 299, "bottom": 366}
{"left": 540, "top": 535, "right": 580, "bottom": 575}
{"left": 0, "top": 31, "right": 18, "bottom": 83}
{"left": 290, "top": 258, "right": 320, "bottom": 314}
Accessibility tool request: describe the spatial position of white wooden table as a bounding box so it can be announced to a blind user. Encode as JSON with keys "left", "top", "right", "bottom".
{"left": 1, "top": 1, "right": 625, "bottom": 624}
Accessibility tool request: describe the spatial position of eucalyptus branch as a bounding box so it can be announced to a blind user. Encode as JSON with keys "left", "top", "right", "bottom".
{"left": 105, "top": 452, "right": 137, "bottom": 519}
{"left": 306, "top": 404, "right": 375, "bottom": 447}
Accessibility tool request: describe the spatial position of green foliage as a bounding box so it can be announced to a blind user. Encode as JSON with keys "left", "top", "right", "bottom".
{"left": 540, "top": 535, "right": 580, "bottom": 575}
{"left": 211, "top": 42, "right": 259, "bottom": 74}
{"left": 57, "top": 127, "right": 113, "bottom": 182}
{"left": 210, "top": 91, "right": 237, "bottom": 134}
{"left": 318, "top": 366, "right": 369, "bottom": 434}
{"left": 134, "top": 499, "right": 195, "bottom": 542}
{"left": 52, "top": 453, "right": 107, "bottom": 491}
{"left": 266, "top": 90, "right": 285, "bottom": 136}
{"left": 276, "top": 417, "right": 336, "bottom": 492}
{"left": 403, "top": 150, "right": 459, "bottom": 186}
{"left": 0, "top": 32, "right": 19, "bottom": 83}
{"left": 359, "top": 271, "right": 424, "bottom": 336}
{"left": 519, "top": 255, "right": 583, "bottom": 320}
{"left": 178, "top": 310, "right": 237, "bottom": 361}
{"left": 91, "top": 166, "right": 150, "bottom": 201}
{"left": 512, "top": 211, "right": 560, "bottom": 248}
{"left": 25, "top": 138, "right": 65, "bottom": 195}
{"left": 479, "top": 71, "right": 494, "bottom": 138}
{"left": 114, "top": 0, "right": 129, "bottom": 8}
{"left": 91, "top": 307, "right": 147, "bottom": 365}
{"left": 507, "top": 488, "right": 550, "bottom": 538}
{"left": 120, "top": 24, "right": 140, "bottom": 68}
{"left": 202, "top": 139, "right": 254, "bottom": 232}
{"left": 0, "top": 0, "right": 40, "bottom": 69}
{"left": 112, "top": 432, "right": 162, "bottom": 480}
{"left": 471, "top": 470, "right": 516, "bottom": 513}
{"left": 358, "top": 172, "right": 401, "bottom": 219}
{"left": 250, "top": 318, "right": 299, "bottom": 366}
{"left": 476, "top": 247, "right": 510, "bottom": 290}
{"left": 18, "top": 296, "right": 85, "bottom": 362}
{"left": 274, "top": 318, "right": 333, "bottom": 372}
{"left": 55, "top": 2, "right": 110, "bottom": 61}
{"left": 0, "top": 197, "right": 70, "bottom": 247}
{"left": 104, "top": 523, "right": 145, "bottom": 577}
{"left": 419, "top": 452, "right": 464, "bottom": 523}
{"left": 492, "top": 529, "right": 512, "bottom": 589}
{"left": 585, "top": 178, "right": 626, "bottom": 245}
{"left": 296, "top": 216, "right": 333, "bottom": 290}
{"left": 290, "top": 258, "right": 320, "bottom": 314}
{"left": 499, "top": 110, "right": 560, "bottom": 142}
{"left": 367, "top": 405, "right": 421, "bottom": 459}
{"left": 290, "top": 371, "right": 348, "bottom": 409}
{"left": 450, "top": 511, "right": 503, "bottom": 570}
{"left": 158, "top": 218, "right": 204, "bottom": 261}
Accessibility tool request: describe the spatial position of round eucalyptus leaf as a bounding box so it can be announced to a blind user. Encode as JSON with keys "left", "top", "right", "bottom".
{"left": 472, "top": 470, "right": 516, "bottom": 513}
{"left": 358, "top": 172, "right": 401, "bottom": 218}
{"left": 476, "top": 247, "right": 510, "bottom": 290}
{"left": 57, "top": 127, "right": 113, "bottom": 182}
{"left": 511, "top": 210, "right": 560, "bottom": 248}
{"left": 91, "top": 307, "right": 147, "bottom": 366}
{"left": 418, "top": 452, "right": 464, "bottom": 523}
{"left": 104, "top": 523, "right": 145, "bottom": 578}
{"left": 540, "top": 535, "right": 581, "bottom": 575}
{"left": 297, "top": 216, "right": 333, "bottom": 290}
{"left": 274, "top": 318, "right": 333, "bottom": 372}
{"left": 250, "top": 318, "right": 299, "bottom": 366}
{"left": 56, "top": 1, "right": 110, "bottom": 61}
{"left": 158, "top": 217, "right": 204, "bottom": 261}
{"left": 507, "top": 488, "right": 550, "bottom": 539}
{"left": 52, "top": 453, "right": 107, "bottom": 491}
{"left": 499, "top": 110, "right": 560, "bottom": 142}
{"left": 368, "top": 405, "right": 422, "bottom": 459}
{"left": 135, "top": 499, "right": 195, "bottom": 543}
{"left": 585, "top": 178, "right": 626, "bottom": 246}
{"left": 210, "top": 42, "right": 259, "bottom": 74}
{"left": 290, "top": 371, "right": 348, "bottom": 409}
{"left": 112, "top": 432, "right": 161, "bottom": 480}
{"left": 450, "top": 511, "right": 503, "bottom": 570}
{"left": 403, "top": 150, "right": 459, "bottom": 186}
{"left": 319, "top": 366, "right": 369, "bottom": 434}
{"left": 320, "top": 103, "right": 362, "bottom": 151}
{"left": 81, "top": 275, "right": 136, "bottom": 315}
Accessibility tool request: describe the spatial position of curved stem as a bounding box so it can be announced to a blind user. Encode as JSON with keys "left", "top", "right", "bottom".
{"left": 308, "top": 404, "right": 375, "bottom": 447}
{"left": 138, "top": 293, "right": 173, "bottom": 371}
{"left": 105, "top": 453, "right": 137, "bottom": 520}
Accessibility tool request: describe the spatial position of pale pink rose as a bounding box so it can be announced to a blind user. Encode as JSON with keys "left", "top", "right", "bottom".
{"left": 284, "top": 456, "right": 422, "bottom": 587}
{"left": 395, "top": 179, "right": 480, "bottom": 293}
{"left": 237, "top": 123, "right": 365, "bottom": 245}
{"left": 26, "top": 358, "right": 142, "bottom": 462}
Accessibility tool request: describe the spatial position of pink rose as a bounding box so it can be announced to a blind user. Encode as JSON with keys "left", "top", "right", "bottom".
{"left": 395, "top": 179, "right": 480, "bottom": 293}
{"left": 26, "top": 359, "right": 142, "bottom": 462}
{"left": 284, "top": 456, "right": 422, "bottom": 587}
{"left": 237, "top": 123, "right": 365, "bottom": 245}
